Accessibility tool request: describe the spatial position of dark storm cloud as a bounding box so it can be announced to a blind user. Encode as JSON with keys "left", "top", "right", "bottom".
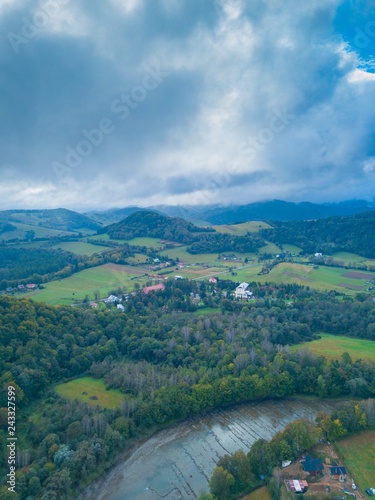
{"left": 0, "top": 0, "right": 374, "bottom": 209}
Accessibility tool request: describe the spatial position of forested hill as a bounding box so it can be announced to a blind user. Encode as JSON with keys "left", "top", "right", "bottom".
{"left": 100, "top": 210, "right": 214, "bottom": 243}
{"left": 260, "top": 210, "right": 375, "bottom": 258}
{"left": 99, "top": 210, "right": 264, "bottom": 253}
{"left": 0, "top": 208, "right": 100, "bottom": 232}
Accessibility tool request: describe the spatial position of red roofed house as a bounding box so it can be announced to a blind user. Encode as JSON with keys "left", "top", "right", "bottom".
{"left": 209, "top": 277, "right": 217, "bottom": 283}
{"left": 143, "top": 284, "right": 166, "bottom": 294}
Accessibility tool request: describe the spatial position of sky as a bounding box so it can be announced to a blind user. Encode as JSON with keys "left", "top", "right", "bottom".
{"left": 1, "top": 0, "right": 375, "bottom": 211}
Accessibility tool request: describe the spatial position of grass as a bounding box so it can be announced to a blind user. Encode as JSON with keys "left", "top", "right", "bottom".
{"left": 192, "top": 306, "right": 220, "bottom": 315}
{"left": 336, "top": 430, "right": 375, "bottom": 491}
{"left": 55, "top": 376, "right": 124, "bottom": 409}
{"left": 126, "top": 237, "right": 165, "bottom": 248}
{"left": 291, "top": 333, "right": 375, "bottom": 362}
{"left": 52, "top": 241, "right": 110, "bottom": 255}
{"left": 159, "top": 245, "right": 221, "bottom": 264}
{"left": 332, "top": 251, "right": 375, "bottom": 268}
{"left": 212, "top": 221, "right": 271, "bottom": 235}
{"left": 218, "top": 261, "right": 375, "bottom": 296}
{"left": 26, "top": 263, "right": 146, "bottom": 305}
{"left": 258, "top": 241, "right": 282, "bottom": 254}
{"left": 241, "top": 486, "right": 271, "bottom": 500}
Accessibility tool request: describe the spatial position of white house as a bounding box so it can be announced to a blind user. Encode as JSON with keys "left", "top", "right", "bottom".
{"left": 235, "top": 282, "right": 253, "bottom": 299}
{"left": 105, "top": 294, "right": 120, "bottom": 303}
{"left": 117, "top": 304, "right": 125, "bottom": 311}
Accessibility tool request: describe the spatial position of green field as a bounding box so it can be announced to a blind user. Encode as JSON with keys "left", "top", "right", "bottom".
{"left": 159, "top": 245, "right": 221, "bottom": 264}
{"left": 55, "top": 377, "right": 124, "bottom": 409}
{"left": 336, "top": 430, "right": 375, "bottom": 492}
{"left": 0, "top": 222, "right": 76, "bottom": 241}
{"left": 292, "top": 333, "right": 375, "bottom": 362}
{"left": 26, "top": 263, "right": 146, "bottom": 305}
{"left": 52, "top": 241, "right": 110, "bottom": 255}
{"left": 241, "top": 487, "right": 271, "bottom": 500}
{"left": 213, "top": 221, "right": 271, "bottom": 235}
{"left": 332, "top": 251, "right": 375, "bottom": 269}
{"left": 126, "top": 236, "right": 165, "bottom": 248}
{"left": 218, "top": 262, "right": 375, "bottom": 296}
{"left": 258, "top": 241, "right": 282, "bottom": 254}
{"left": 282, "top": 243, "right": 303, "bottom": 254}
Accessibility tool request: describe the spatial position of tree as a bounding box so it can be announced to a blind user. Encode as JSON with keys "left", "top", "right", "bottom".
{"left": 209, "top": 466, "right": 235, "bottom": 500}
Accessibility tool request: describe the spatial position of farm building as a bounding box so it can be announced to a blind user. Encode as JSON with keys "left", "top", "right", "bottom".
{"left": 143, "top": 284, "right": 165, "bottom": 294}
{"left": 301, "top": 455, "right": 324, "bottom": 476}
{"left": 235, "top": 282, "right": 253, "bottom": 299}
{"left": 330, "top": 464, "right": 346, "bottom": 481}
{"left": 284, "top": 480, "right": 308, "bottom": 493}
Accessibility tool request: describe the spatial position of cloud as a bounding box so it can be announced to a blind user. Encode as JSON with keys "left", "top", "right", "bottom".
{"left": 0, "top": 0, "right": 374, "bottom": 210}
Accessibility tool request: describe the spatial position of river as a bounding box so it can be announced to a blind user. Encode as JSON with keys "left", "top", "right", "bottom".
{"left": 79, "top": 398, "right": 335, "bottom": 500}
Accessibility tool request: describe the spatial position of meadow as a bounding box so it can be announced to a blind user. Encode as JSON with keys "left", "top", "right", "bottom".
{"left": 55, "top": 376, "right": 124, "bottom": 409}
{"left": 52, "top": 241, "right": 110, "bottom": 255}
{"left": 241, "top": 486, "right": 271, "bottom": 500}
{"left": 291, "top": 333, "right": 375, "bottom": 362}
{"left": 219, "top": 262, "right": 374, "bottom": 295}
{"left": 26, "top": 263, "right": 146, "bottom": 305}
{"left": 332, "top": 251, "right": 375, "bottom": 269}
{"left": 212, "top": 221, "right": 272, "bottom": 235}
{"left": 336, "top": 430, "right": 375, "bottom": 492}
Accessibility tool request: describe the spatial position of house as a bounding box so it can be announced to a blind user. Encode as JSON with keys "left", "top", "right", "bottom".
{"left": 235, "top": 282, "right": 253, "bottom": 299}
{"left": 26, "top": 283, "right": 37, "bottom": 289}
{"left": 314, "top": 252, "right": 323, "bottom": 257}
{"left": 330, "top": 464, "right": 346, "bottom": 481}
{"left": 174, "top": 275, "right": 183, "bottom": 280}
{"left": 89, "top": 301, "right": 98, "bottom": 308}
{"left": 143, "top": 284, "right": 165, "bottom": 294}
{"left": 301, "top": 454, "right": 324, "bottom": 476}
{"left": 18, "top": 284, "right": 25, "bottom": 290}
{"left": 116, "top": 304, "right": 125, "bottom": 311}
{"left": 208, "top": 277, "right": 217, "bottom": 284}
{"left": 285, "top": 480, "right": 308, "bottom": 494}
{"left": 105, "top": 294, "right": 120, "bottom": 303}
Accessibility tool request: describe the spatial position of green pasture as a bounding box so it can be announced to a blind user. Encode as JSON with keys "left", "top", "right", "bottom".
{"left": 52, "top": 241, "right": 110, "bottom": 255}
{"left": 159, "top": 246, "right": 220, "bottom": 264}
{"left": 55, "top": 376, "right": 124, "bottom": 409}
{"left": 281, "top": 243, "right": 303, "bottom": 254}
{"left": 212, "top": 221, "right": 271, "bottom": 235}
{"left": 336, "top": 430, "right": 375, "bottom": 492}
{"left": 258, "top": 241, "right": 282, "bottom": 254}
{"left": 218, "top": 262, "right": 374, "bottom": 295}
{"left": 241, "top": 487, "right": 271, "bottom": 500}
{"left": 127, "top": 253, "right": 150, "bottom": 264}
{"left": 332, "top": 251, "right": 375, "bottom": 268}
{"left": 291, "top": 333, "right": 375, "bottom": 362}
{"left": 26, "top": 264, "right": 146, "bottom": 305}
{"left": 126, "top": 236, "right": 165, "bottom": 248}
{"left": 0, "top": 222, "right": 75, "bottom": 241}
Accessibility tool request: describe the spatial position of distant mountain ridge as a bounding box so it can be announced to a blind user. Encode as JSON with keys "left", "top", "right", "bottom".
{"left": 86, "top": 199, "right": 375, "bottom": 225}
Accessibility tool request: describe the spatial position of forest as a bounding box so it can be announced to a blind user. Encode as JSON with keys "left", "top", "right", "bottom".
{"left": 1, "top": 282, "right": 375, "bottom": 498}
{"left": 260, "top": 210, "right": 375, "bottom": 258}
